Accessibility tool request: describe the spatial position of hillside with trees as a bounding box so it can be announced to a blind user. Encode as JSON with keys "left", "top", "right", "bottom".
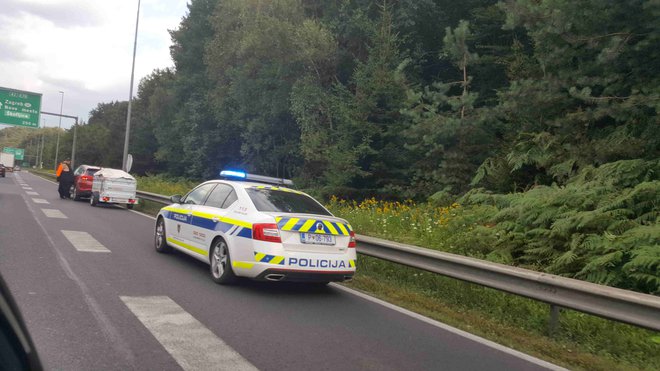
{"left": 3, "top": 0, "right": 658, "bottom": 293}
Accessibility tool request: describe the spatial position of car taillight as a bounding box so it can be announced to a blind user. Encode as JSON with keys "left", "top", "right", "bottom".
{"left": 128, "top": 199, "right": 136, "bottom": 204}
{"left": 348, "top": 231, "right": 356, "bottom": 248}
{"left": 81, "top": 175, "right": 92, "bottom": 181}
{"left": 253, "top": 223, "right": 282, "bottom": 243}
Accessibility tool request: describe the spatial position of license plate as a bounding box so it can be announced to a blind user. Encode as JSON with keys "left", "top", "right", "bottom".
{"left": 300, "top": 233, "right": 336, "bottom": 245}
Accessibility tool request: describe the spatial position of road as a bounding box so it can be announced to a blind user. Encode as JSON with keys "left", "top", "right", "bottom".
{"left": 0, "top": 171, "right": 563, "bottom": 370}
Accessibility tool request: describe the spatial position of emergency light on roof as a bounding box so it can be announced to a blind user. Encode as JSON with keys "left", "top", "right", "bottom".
{"left": 220, "top": 170, "right": 294, "bottom": 187}
{"left": 220, "top": 170, "right": 247, "bottom": 178}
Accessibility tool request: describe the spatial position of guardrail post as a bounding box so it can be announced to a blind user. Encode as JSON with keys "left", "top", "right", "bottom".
{"left": 548, "top": 304, "right": 561, "bottom": 336}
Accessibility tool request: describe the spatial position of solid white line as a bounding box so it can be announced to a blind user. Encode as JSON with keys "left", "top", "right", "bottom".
{"left": 129, "top": 209, "right": 156, "bottom": 220}
{"left": 32, "top": 198, "right": 49, "bottom": 204}
{"left": 121, "top": 296, "right": 258, "bottom": 371}
{"left": 61, "top": 230, "right": 110, "bottom": 252}
{"left": 330, "top": 284, "right": 566, "bottom": 370}
{"left": 42, "top": 209, "right": 68, "bottom": 219}
{"left": 26, "top": 191, "right": 39, "bottom": 196}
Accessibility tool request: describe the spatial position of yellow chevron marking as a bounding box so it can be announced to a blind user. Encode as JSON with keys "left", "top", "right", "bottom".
{"left": 166, "top": 237, "right": 208, "bottom": 256}
{"left": 282, "top": 218, "right": 300, "bottom": 231}
{"left": 275, "top": 217, "right": 282, "bottom": 223}
{"left": 336, "top": 223, "right": 349, "bottom": 235}
{"left": 232, "top": 261, "right": 255, "bottom": 269}
{"left": 254, "top": 252, "right": 266, "bottom": 262}
{"left": 323, "top": 221, "right": 338, "bottom": 235}
{"left": 349, "top": 260, "right": 356, "bottom": 268}
{"left": 299, "top": 219, "right": 315, "bottom": 232}
{"left": 347, "top": 224, "right": 353, "bottom": 231}
{"left": 270, "top": 256, "right": 284, "bottom": 265}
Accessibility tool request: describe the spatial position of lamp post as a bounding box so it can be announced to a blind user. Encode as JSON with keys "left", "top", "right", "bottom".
{"left": 123, "top": 0, "right": 141, "bottom": 171}
{"left": 54, "top": 90, "right": 64, "bottom": 169}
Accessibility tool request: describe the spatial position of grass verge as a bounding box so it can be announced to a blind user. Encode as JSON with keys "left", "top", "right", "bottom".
{"left": 344, "top": 256, "right": 659, "bottom": 371}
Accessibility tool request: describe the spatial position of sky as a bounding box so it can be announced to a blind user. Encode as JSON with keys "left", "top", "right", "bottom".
{"left": 0, "top": 0, "right": 189, "bottom": 129}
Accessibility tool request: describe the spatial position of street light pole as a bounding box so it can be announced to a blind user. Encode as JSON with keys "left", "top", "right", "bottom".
{"left": 54, "top": 90, "right": 64, "bottom": 169}
{"left": 122, "top": 0, "right": 141, "bottom": 172}
{"left": 71, "top": 117, "right": 78, "bottom": 168}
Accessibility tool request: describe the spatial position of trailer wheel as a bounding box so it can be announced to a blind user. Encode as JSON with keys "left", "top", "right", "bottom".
{"left": 90, "top": 192, "right": 99, "bottom": 206}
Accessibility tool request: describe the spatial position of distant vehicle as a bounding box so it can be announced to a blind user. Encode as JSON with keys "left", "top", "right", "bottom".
{"left": 89, "top": 168, "right": 138, "bottom": 209}
{"left": 0, "top": 164, "right": 5, "bottom": 177}
{"left": 13, "top": 165, "right": 21, "bottom": 171}
{"left": 0, "top": 153, "right": 15, "bottom": 172}
{"left": 155, "top": 170, "right": 356, "bottom": 285}
{"left": 70, "top": 165, "right": 101, "bottom": 201}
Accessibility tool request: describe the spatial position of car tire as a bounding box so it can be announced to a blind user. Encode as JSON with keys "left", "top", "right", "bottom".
{"left": 154, "top": 217, "right": 172, "bottom": 253}
{"left": 210, "top": 238, "right": 237, "bottom": 285}
{"left": 90, "top": 192, "right": 99, "bottom": 206}
{"left": 71, "top": 185, "right": 81, "bottom": 201}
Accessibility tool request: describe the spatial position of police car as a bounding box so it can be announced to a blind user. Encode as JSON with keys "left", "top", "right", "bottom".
{"left": 154, "top": 171, "right": 356, "bottom": 284}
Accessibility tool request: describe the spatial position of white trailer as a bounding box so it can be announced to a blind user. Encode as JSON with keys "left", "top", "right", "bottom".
{"left": 90, "top": 168, "right": 139, "bottom": 209}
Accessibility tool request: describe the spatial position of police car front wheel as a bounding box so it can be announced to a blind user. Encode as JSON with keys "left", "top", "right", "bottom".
{"left": 155, "top": 218, "right": 172, "bottom": 253}
{"left": 210, "top": 239, "right": 237, "bottom": 284}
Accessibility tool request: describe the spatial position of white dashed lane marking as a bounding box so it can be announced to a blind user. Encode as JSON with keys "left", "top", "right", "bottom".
{"left": 41, "top": 209, "right": 67, "bottom": 219}
{"left": 121, "top": 296, "right": 257, "bottom": 371}
{"left": 61, "top": 230, "right": 110, "bottom": 252}
{"left": 32, "top": 198, "right": 49, "bottom": 204}
{"left": 26, "top": 191, "right": 39, "bottom": 196}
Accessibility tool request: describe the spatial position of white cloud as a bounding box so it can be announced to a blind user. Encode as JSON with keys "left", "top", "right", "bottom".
{"left": 0, "top": 0, "right": 189, "bottom": 127}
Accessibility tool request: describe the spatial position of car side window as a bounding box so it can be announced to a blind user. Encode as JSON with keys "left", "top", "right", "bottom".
{"left": 221, "top": 191, "right": 238, "bottom": 208}
{"left": 74, "top": 167, "right": 84, "bottom": 176}
{"left": 182, "top": 184, "right": 216, "bottom": 205}
{"left": 204, "top": 184, "right": 234, "bottom": 209}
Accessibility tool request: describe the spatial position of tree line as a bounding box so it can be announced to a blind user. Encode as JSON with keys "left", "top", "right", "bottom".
{"left": 6, "top": 0, "right": 657, "bottom": 200}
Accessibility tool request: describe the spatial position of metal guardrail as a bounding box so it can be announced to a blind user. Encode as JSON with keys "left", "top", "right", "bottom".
{"left": 31, "top": 171, "right": 660, "bottom": 332}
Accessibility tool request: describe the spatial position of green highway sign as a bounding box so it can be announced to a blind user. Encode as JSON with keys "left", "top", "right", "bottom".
{"left": 3, "top": 147, "right": 25, "bottom": 160}
{"left": 0, "top": 87, "right": 42, "bottom": 128}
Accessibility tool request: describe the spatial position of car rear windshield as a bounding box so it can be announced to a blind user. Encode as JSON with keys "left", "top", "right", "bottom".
{"left": 246, "top": 188, "right": 331, "bottom": 216}
{"left": 86, "top": 168, "right": 100, "bottom": 176}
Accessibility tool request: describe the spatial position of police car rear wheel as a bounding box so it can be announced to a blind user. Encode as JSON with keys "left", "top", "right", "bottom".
{"left": 155, "top": 218, "right": 172, "bottom": 253}
{"left": 210, "top": 239, "right": 236, "bottom": 284}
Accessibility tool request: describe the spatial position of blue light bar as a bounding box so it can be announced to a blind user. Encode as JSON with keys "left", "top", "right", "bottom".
{"left": 220, "top": 170, "right": 247, "bottom": 178}
{"left": 219, "top": 169, "right": 294, "bottom": 186}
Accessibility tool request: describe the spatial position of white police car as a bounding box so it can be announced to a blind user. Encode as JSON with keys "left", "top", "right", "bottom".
{"left": 154, "top": 171, "right": 356, "bottom": 284}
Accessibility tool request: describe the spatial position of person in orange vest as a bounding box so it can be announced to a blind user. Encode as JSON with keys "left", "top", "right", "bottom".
{"left": 56, "top": 162, "right": 64, "bottom": 180}
{"left": 57, "top": 159, "right": 74, "bottom": 199}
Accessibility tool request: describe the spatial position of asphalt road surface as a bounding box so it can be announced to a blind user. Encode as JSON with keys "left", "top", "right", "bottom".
{"left": 0, "top": 171, "right": 563, "bottom": 371}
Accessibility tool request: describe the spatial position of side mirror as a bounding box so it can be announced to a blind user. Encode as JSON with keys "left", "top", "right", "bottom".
{"left": 170, "top": 195, "right": 182, "bottom": 204}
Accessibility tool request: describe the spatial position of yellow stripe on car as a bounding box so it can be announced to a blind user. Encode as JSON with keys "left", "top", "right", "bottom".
{"left": 299, "top": 219, "right": 316, "bottom": 232}
{"left": 232, "top": 261, "right": 255, "bottom": 269}
{"left": 166, "top": 237, "right": 208, "bottom": 256}
{"left": 322, "top": 221, "right": 338, "bottom": 235}
{"left": 282, "top": 217, "right": 300, "bottom": 231}
{"left": 336, "top": 223, "right": 349, "bottom": 235}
